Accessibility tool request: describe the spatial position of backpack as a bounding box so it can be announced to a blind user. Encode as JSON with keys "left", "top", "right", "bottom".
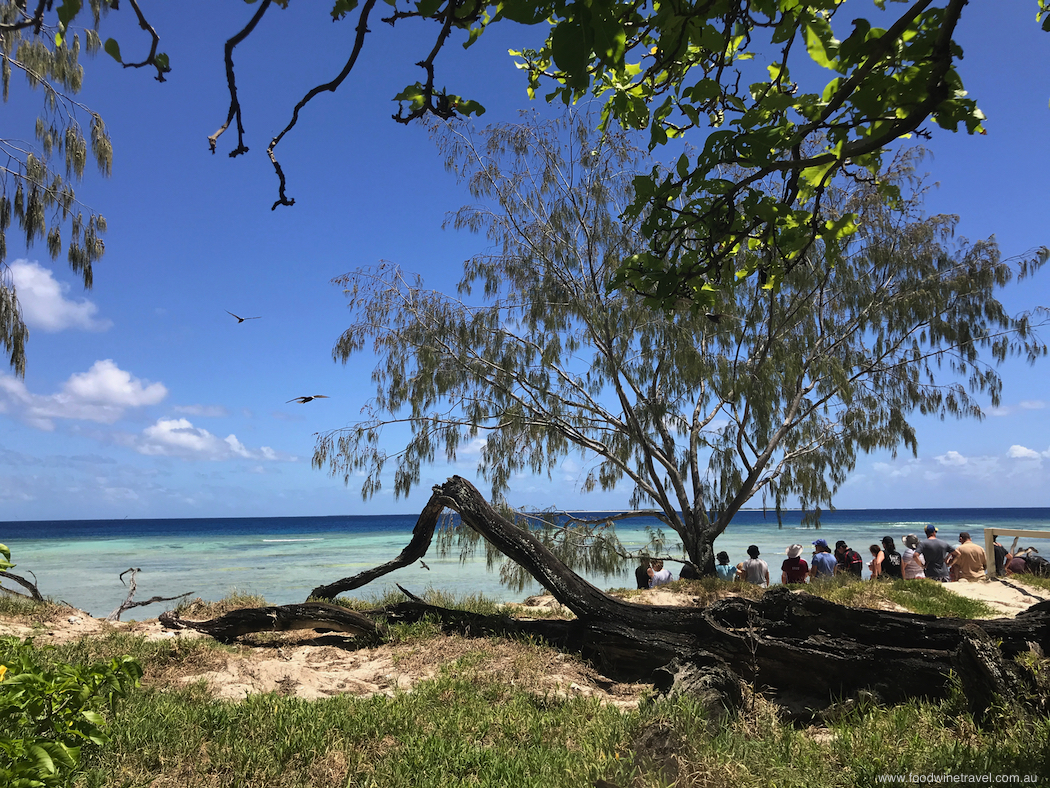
{"left": 1027, "top": 554, "right": 1050, "bottom": 577}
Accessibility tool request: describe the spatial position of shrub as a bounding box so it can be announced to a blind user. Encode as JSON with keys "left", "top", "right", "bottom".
{"left": 0, "top": 637, "right": 142, "bottom": 786}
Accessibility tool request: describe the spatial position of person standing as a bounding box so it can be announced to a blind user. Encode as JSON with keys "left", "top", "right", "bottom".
{"left": 738, "top": 545, "right": 769, "bottom": 587}
{"left": 918, "top": 525, "right": 956, "bottom": 582}
{"left": 781, "top": 544, "right": 809, "bottom": 584}
{"left": 951, "top": 532, "right": 987, "bottom": 581}
{"left": 901, "top": 534, "right": 926, "bottom": 579}
{"left": 810, "top": 539, "right": 837, "bottom": 579}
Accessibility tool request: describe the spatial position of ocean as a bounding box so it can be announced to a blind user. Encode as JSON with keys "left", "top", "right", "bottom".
{"left": 3, "top": 508, "right": 1050, "bottom": 618}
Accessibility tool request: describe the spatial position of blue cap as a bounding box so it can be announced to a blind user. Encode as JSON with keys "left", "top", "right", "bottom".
{"left": 812, "top": 538, "right": 828, "bottom": 549}
{"left": 924, "top": 525, "right": 937, "bottom": 535}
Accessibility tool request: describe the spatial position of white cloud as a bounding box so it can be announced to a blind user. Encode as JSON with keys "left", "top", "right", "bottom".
{"left": 1020, "top": 400, "right": 1047, "bottom": 410}
{"left": 1008, "top": 444, "right": 1043, "bottom": 460}
{"left": 935, "top": 450, "right": 968, "bottom": 467}
{"left": 128, "top": 417, "right": 294, "bottom": 462}
{"left": 7, "top": 260, "right": 112, "bottom": 332}
{"left": 0, "top": 360, "right": 167, "bottom": 429}
{"left": 64, "top": 360, "right": 167, "bottom": 407}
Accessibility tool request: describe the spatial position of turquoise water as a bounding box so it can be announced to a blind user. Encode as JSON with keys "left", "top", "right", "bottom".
{"left": 4, "top": 509, "right": 1050, "bottom": 617}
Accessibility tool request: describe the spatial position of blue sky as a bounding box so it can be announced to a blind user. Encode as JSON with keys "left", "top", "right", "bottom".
{"left": 1, "top": 2, "right": 1048, "bottom": 521}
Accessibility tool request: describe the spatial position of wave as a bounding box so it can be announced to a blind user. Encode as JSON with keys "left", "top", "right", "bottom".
{"left": 261, "top": 538, "right": 324, "bottom": 543}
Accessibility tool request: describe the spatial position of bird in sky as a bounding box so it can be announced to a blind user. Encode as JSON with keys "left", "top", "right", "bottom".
{"left": 226, "top": 310, "right": 261, "bottom": 323}
{"left": 286, "top": 395, "right": 330, "bottom": 404}
{"left": 420, "top": 561, "right": 430, "bottom": 571}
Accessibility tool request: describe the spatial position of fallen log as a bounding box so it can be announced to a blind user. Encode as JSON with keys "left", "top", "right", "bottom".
{"left": 159, "top": 602, "right": 386, "bottom": 643}
{"left": 185, "top": 476, "right": 1050, "bottom": 713}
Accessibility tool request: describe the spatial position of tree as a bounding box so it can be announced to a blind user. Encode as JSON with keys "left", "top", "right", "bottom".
{"left": 0, "top": 0, "right": 166, "bottom": 376}
{"left": 201, "top": 0, "right": 1047, "bottom": 309}
{"left": 314, "top": 113, "right": 1047, "bottom": 576}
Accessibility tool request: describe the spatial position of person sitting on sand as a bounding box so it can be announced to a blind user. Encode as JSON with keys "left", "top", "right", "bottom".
{"left": 810, "top": 539, "right": 837, "bottom": 579}
{"left": 1005, "top": 552, "right": 1031, "bottom": 576}
{"left": 635, "top": 559, "right": 651, "bottom": 590}
{"left": 918, "top": 525, "right": 955, "bottom": 582}
{"left": 738, "top": 545, "right": 769, "bottom": 587}
{"left": 678, "top": 561, "right": 700, "bottom": 580}
{"left": 647, "top": 559, "right": 674, "bottom": 588}
{"left": 834, "top": 540, "right": 864, "bottom": 576}
{"left": 867, "top": 544, "right": 884, "bottom": 579}
{"left": 901, "top": 534, "right": 926, "bottom": 580}
{"left": 715, "top": 551, "right": 736, "bottom": 581}
{"left": 781, "top": 544, "right": 809, "bottom": 584}
{"left": 881, "top": 536, "right": 903, "bottom": 580}
{"left": 950, "top": 532, "right": 987, "bottom": 581}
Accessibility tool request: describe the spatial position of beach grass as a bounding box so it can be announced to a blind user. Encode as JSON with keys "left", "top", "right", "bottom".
{"left": 0, "top": 592, "right": 75, "bottom": 622}
{"left": 1011, "top": 573, "right": 1050, "bottom": 594}
{"left": 809, "top": 578, "right": 999, "bottom": 618}
{"left": 66, "top": 653, "right": 1050, "bottom": 788}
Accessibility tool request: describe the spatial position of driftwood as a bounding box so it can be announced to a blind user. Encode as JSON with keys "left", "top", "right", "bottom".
{"left": 159, "top": 602, "right": 387, "bottom": 643}
{"left": 0, "top": 569, "right": 44, "bottom": 602}
{"left": 182, "top": 476, "right": 1050, "bottom": 713}
{"left": 107, "top": 568, "right": 196, "bottom": 621}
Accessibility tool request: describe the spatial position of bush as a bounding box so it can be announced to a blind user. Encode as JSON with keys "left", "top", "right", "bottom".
{"left": 0, "top": 637, "right": 141, "bottom": 786}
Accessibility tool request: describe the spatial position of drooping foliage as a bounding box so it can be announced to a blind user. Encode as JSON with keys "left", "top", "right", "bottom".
{"left": 315, "top": 112, "right": 1047, "bottom": 575}
{"left": 0, "top": 0, "right": 112, "bottom": 376}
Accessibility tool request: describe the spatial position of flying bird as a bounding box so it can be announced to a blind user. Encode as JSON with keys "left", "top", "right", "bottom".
{"left": 420, "top": 561, "right": 430, "bottom": 571}
{"left": 286, "top": 395, "right": 330, "bottom": 404}
{"left": 226, "top": 310, "right": 261, "bottom": 323}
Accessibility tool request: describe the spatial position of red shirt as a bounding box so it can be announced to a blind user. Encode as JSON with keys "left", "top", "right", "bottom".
{"left": 781, "top": 557, "right": 809, "bottom": 583}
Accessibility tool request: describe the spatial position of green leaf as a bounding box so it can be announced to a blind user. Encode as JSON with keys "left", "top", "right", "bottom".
{"left": 499, "top": 0, "right": 550, "bottom": 25}
{"left": 330, "top": 0, "right": 359, "bottom": 19}
{"left": 103, "top": 38, "right": 122, "bottom": 64}
{"left": 804, "top": 22, "right": 838, "bottom": 69}
{"left": 155, "top": 53, "right": 170, "bottom": 71}
{"left": 29, "top": 745, "right": 56, "bottom": 775}
{"left": 549, "top": 20, "right": 590, "bottom": 89}
{"left": 56, "top": 0, "right": 82, "bottom": 31}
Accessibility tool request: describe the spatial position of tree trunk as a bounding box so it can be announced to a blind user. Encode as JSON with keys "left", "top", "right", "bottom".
{"left": 181, "top": 476, "right": 1050, "bottom": 713}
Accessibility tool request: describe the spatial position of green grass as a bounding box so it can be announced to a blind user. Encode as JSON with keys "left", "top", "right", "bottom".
{"left": 806, "top": 578, "right": 998, "bottom": 618}
{"left": 77, "top": 660, "right": 639, "bottom": 788}
{"left": 0, "top": 593, "right": 72, "bottom": 621}
{"left": 1009, "top": 573, "right": 1050, "bottom": 594}
{"left": 66, "top": 653, "right": 1050, "bottom": 788}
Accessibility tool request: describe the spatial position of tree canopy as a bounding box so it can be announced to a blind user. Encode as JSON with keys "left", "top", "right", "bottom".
{"left": 1, "top": 0, "right": 1046, "bottom": 377}
{"left": 315, "top": 113, "right": 1047, "bottom": 574}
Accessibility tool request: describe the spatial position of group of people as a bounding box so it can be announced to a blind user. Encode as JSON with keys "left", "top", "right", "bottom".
{"left": 712, "top": 525, "right": 990, "bottom": 587}
{"left": 635, "top": 526, "right": 1044, "bottom": 589}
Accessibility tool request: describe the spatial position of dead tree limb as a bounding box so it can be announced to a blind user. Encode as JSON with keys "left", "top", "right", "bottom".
{"left": 106, "top": 568, "right": 195, "bottom": 622}
{"left": 159, "top": 602, "right": 387, "bottom": 643}
{"left": 0, "top": 570, "right": 44, "bottom": 602}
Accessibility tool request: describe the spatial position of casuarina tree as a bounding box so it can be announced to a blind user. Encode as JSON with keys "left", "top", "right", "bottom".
{"left": 314, "top": 112, "right": 1047, "bottom": 577}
